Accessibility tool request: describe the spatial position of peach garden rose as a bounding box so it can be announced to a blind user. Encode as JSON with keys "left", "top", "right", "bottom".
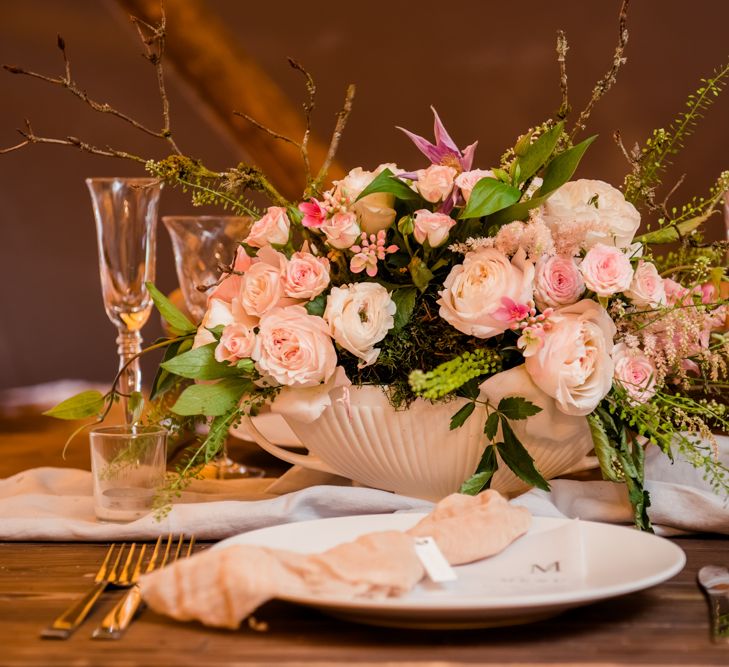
{"left": 244, "top": 206, "right": 291, "bottom": 248}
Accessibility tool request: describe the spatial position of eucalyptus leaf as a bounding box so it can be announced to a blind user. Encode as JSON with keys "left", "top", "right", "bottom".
{"left": 171, "top": 378, "right": 253, "bottom": 417}
{"left": 459, "top": 178, "right": 522, "bottom": 219}
{"left": 162, "top": 343, "right": 242, "bottom": 380}
{"left": 497, "top": 419, "right": 550, "bottom": 491}
{"left": 146, "top": 282, "right": 196, "bottom": 335}
{"left": 391, "top": 287, "right": 418, "bottom": 331}
{"left": 514, "top": 121, "right": 564, "bottom": 184}
{"left": 449, "top": 402, "right": 475, "bottom": 430}
{"left": 356, "top": 168, "right": 423, "bottom": 203}
{"left": 497, "top": 396, "right": 542, "bottom": 421}
{"left": 43, "top": 390, "right": 106, "bottom": 421}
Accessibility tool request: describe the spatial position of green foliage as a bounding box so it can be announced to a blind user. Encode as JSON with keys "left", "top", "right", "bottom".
{"left": 171, "top": 378, "right": 253, "bottom": 416}
{"left": 497, "top": 396, "right": 542, "bottom": 421}
{"left": 460, "top": 446, "right": 498, "bottom": 495}
{"left": 483, "top": 412, "right": 500, "bottom": 440}
{"left": 623, "top": 61, "right": 729, "bottom": 209}
{"left": 305, "top": 292, "right": 328, "bottom": 316}
{"left": 409, "top": 348, "right": 502, "bottom": 401}
{"left": 356, "top": 168, "right": 423, "bottom": 203}
{"left": 146, "top": 282, "right": 196, "bottom": 335}
{"left": 161, "top": 343, "right": 242, "bottom": 381}
{"left": 391, "top": 287, "right": 418, "bottom": 331}
{"left": 459, "top": 178, "right": 522, "bottom": 219}
{"left": 497, "top": 420, "right": 550, "bottom": 492}
{"left": 514, "top": 121, "right": 565, "bottom": 185}
{"left": 449, "top": 402, "right": 476, "bottom": 430}
{"left": 408, "top": 256, "right": 434, "bottom": 293}
{"left": 43, "top": 390, "right": 105, "bottom": 421}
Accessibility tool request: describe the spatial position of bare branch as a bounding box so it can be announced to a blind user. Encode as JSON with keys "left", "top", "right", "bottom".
{"left": 661, "top": 173, "right": 687, "bottom": 218}
{"left": 556, "top": 30, "right": 570, "bottom": 120}
{"left": 129, "top": 0, "right": 180, "bottom": 154}
{"left": 2, "top": 118, "right": 146, "bottom": 162}
{"left": 288, "top": 57, "right": 316, "bottom": 183}
{"left": 310, "top": 83, "right": 356, "bottom": 196}
{"left": 232, "top": 110, "right": 300, "bottom": 147}
{"left": 571, "top": 0, "right": 630, "bottom": 139}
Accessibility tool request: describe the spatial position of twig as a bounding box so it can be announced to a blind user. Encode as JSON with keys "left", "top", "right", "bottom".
{"left": 660, "top": 173, "right": 686, "bottom": 218}
{"left": 310, "top": 83, "right": 355, "bottom": 196}
{"left": 556, "top": 30, "right": 570, "bottom": 120}
{"left": 571, "top": 0, "right": 630, "bottom": 139}
{"left": 1, "top": 119, "right": 146, "bottom": 162}
{"left": 232, "top": 110, "right": 300, "bottom": 147}
{"left": 288, "top": 57, "right": 316, "bottom": 184}
{"left": 129, "top": 1, "right": 181, "bottom": 154}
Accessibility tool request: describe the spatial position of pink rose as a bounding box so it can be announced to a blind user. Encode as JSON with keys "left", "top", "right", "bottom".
{"left": 438, "top": 247, "right": 535, "bottom": 339}
{"left": 454, "top": 169, "right": 494, "bottom": 203}
{"left": 208, "top": 247, "right": 251, "bottom": 303}
{"left": 334, "top": 165, "right": 398, "bottom": 234}
{"left": 624, "top": 261, "right": 666, "bottom": 308}
{"left": 525, "top": 300, "right": 616, "bottom": 416}
{"left": 244, "top": 206, "right": 290, "bottom": 248}
{"left": 533, "top": 255, "right": 585, "bottom": 310}
{"left": 412, "top": 210, "right": 456, "bottom": 248}
{"left": 416, "top": 165, "right": 457, "bottom": 203}
{"left": 580, "top": 243, "right": 634, "bottom": 297}
{"left": 283, "top": 250, "right": 330, "bottom": 300}
{"left": 215, "top": 323, "right": 256, "bottom": 364}
{"left": 253, "top": 306, "right": 337, "bottom": 387}
{"left": 612, "top": 343, "right": 657, "bottom": 404}
{"left": 321, "top": 211, "right": 361, "bottom": 249}
{"left": 238, "top": 247, "right": 288, "bottom": 317}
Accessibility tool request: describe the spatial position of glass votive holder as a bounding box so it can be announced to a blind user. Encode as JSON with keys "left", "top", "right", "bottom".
{"left": 90, "top": 425, "right": 167, "bottom": 522}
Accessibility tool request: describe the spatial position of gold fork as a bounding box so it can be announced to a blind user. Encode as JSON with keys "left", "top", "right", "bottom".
{"left": 41, "top": 543, "right": 143, "bottom": 639}
{"left": 92, "top": 534, "right": 195, "bottom": 640}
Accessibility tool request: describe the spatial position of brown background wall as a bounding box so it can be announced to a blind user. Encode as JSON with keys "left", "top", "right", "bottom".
{"left": 0, "top": 0, "right": 727, "bottom": 390}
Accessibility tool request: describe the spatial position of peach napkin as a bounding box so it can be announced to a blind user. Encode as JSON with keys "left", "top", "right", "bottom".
{"left": 140, "top": 491, "right": 530, "bottom": 629}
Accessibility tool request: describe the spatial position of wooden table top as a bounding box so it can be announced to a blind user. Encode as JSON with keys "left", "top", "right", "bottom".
{"left": 1, "top": 409, "right": 728, "bottom": 666}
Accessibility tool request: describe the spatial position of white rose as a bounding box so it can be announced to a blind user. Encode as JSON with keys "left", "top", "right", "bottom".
{"left": 253, "top": 306, "right": 337, "bottom": 387}
{"left": 624, "top": 260, "right": 666, "bottom": 308}
{"left": 454, "top": 169, "right": 494, "bottom": 202}
{"left": 283, "top": 250, "right": 330, "bottom": 300}
{"left": 541, "top": 179, "right": 641, "bottom": 249}
{"left": 244, "top": 206, "right": 290, "bottom": 248}
{"left": 238, "top": 247, "right": 287, "bottom": 317}
{"left": 416, "top": 164, "right": 457, "bottom": 203}
{"left": 321, "top": 211, "right": 361, "bottom": 249}
{"left": 612, "top": 342, "right": 658, "bottom": 404}
{"left": 533, "top": 255, "right": 585, "bottom": 310}
{"left": 412, "top": 209, "right": 456, "bottom": 247}
{"left": 324, "top": 283, "right": 396, "bottom": 366}
{"left": 192, "top": 298, "right": 234, "bottom": 349}
{"left": 438, "top": 247, "right": 535, "bottom": 339}
{"left": 525, "top": 300, "right": 616, "bottom": 416}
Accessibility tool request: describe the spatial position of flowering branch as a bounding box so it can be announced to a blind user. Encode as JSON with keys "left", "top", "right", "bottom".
{"left": 555, "top": 29, "right": 571, "bottom": 120}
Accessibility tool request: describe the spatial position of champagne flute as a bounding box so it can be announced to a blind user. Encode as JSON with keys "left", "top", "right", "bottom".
{"left": 163, "top": 215, "right": 264, "bottom": 479}
{"left": 87, "top": 177, "right": 162, "bottom": 423}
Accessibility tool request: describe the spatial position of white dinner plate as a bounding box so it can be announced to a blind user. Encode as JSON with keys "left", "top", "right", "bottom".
{"left": 215, "top": 514, "right": 686, "bottom": 629}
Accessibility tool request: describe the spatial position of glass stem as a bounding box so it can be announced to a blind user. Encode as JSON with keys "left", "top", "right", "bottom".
{"left": 116, "top": 329, "right": 142, "bottom": 424}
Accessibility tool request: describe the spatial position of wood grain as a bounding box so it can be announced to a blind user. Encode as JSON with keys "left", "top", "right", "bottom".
{"left": 1, "top": 411, "right": 728, "bottom": 665}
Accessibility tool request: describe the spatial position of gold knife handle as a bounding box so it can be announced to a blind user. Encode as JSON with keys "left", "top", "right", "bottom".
{"left": 707, "top": 593, "right": 729, "bottom": 644}
{"left": 92, "top": 584, "right": 144, "bottom": 640}
{"left": 40, "top": 581, "right": 108, "bottom": 639}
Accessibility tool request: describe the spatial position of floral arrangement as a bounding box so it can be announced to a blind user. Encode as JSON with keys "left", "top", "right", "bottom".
{"left": 5, "top": 1, "right": 727, "bottom": 528}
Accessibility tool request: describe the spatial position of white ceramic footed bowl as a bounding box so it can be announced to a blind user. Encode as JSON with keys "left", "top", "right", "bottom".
{"left": 245, "top": 385, "right": 593, "bottom": 501}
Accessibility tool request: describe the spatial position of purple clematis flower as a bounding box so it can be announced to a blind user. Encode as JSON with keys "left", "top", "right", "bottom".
{"left": 397, "top": 106, "right": 478, "bottom": 173}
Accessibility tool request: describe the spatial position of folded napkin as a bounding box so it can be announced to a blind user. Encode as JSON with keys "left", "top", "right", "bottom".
{"left": 140, "top": 491, "right": 531, "bottom": 628}
{"left": 0, "top": 467, "right": 430, "bottom": 541}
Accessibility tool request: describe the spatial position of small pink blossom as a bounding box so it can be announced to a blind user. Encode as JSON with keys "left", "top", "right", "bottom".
{"left": 244, "top": 206, "right": 291, "bottom": 248}
{"left": 492, "top": 297, "right": 531, "bottom": 323}
{"left": 349, "top": 231, "right": 398, "bottom": 277}
{"left": 298, "top": 199, "right": 327, "bottom": 229}
{"left": 416, "top": 164, "right": 457, "bottom": 203}
{"left": 580, "top": 244, "right": 634, "bottom": 297}
{"left": 412, "top": 210, "right": 456, "bottom": 247}
{"left": 517, "top": 326, "right": 546, "bottom": 357}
